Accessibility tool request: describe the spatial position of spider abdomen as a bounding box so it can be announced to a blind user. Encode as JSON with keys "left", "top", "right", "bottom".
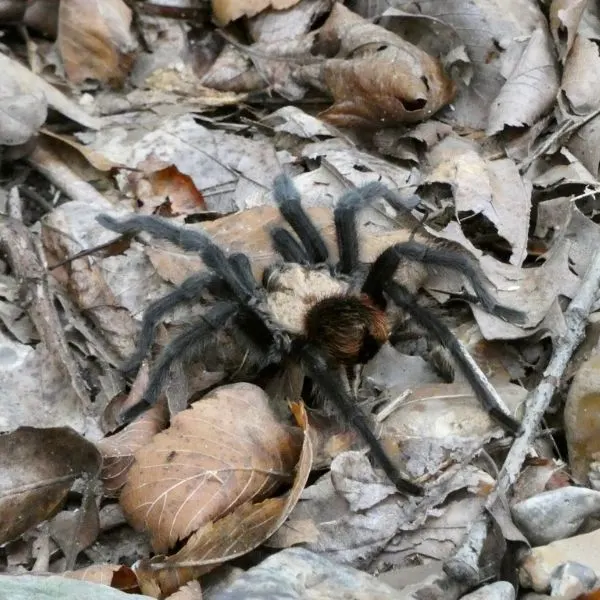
{"left": 304, "top": 294, "right": 389, "bottom": 366}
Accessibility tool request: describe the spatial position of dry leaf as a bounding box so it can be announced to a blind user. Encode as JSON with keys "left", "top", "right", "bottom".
{"left": 549, "top": 0, "right": 588, "bottom": 62}
{"left": 487, "top": 27, "right": 559, "bottom": 135}
{"left": 120, "top": 383, "right": 303, "bottom": 552}
{"left": 98, "top": 402, "right": 168, "bottom": 497}
{"left": 57, "top": 0, "right": 137, "bottom": 86}
{"left": 212, "top": 0, "right": 301, "bottom": 26}
{"left": 41, "top": 129, "right": 124, "bottom": 172}
{"left": 64, "top": 564, "right": 121, "bottom": 586}
{"left": 561, "top": 35, "right": 600, "bottom": 114}
{"left": 49, "top": 490, "right": 100, "bottom": 569}
{"left": 0, "top": 427, "right": 101, "bottom": 545}
{"left": 129, "top": 162, "right": 207, "bottom": 217}
{"left": 131, "top": 401, "right": 313, "bottom": 596}
{"left": 313, "top": 3, "right": 456, "bottom": 127}
{"left": 423, "top": 136, "right": 531, "bottom": 267}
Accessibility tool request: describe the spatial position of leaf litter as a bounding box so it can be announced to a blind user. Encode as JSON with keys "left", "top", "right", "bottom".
{"left": 3, "top": 0, "right": 600, "bottom": 598}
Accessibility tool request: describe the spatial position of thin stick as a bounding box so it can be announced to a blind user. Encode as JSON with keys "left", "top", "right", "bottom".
{"left": 497, "top": 248, "right": 600, "bottom": 490}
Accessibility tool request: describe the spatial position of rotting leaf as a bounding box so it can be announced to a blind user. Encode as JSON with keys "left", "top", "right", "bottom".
{"left": 132, "top": 401, "right": 313, "bottom": 597}
{"left": 57, "top": 0, "right": 137, "bottom": 86}
{"left": 120, "top": 383, "right": 303, "bottom": 553}
{"left": 0, "top": 427, "right": 101, "bottom": 545}
{"left": 308, "top": 3, "right": 456, "bottom": 128}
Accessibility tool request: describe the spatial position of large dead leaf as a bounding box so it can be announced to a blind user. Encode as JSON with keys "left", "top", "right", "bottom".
{"left": 308, "top": 3, "right": 455, "bottom": 127}
{"left": 57, "top": 0, "right": 137, "bottom": 86}
{"left": 0, "top": 427, "right": 101, "bottom": 545}
{"left": 120, "top": 383, "right": 303, "bottom": 553}
{"left": 82, "top": 114, "right": 281, "bottom": 213}
{"left": 487, "top": 26, "right": 559, "bottom": 135}
{"left": 133, "top": 402, "right": 313, "bottom": 596}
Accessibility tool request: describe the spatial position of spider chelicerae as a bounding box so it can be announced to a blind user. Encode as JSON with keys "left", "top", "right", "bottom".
{"left": 97, "top": 174, "right": 524, "bottom": 495}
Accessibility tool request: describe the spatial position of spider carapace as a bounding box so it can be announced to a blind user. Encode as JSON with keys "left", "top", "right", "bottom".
{"left": 97, "top": 174, "right": 525, "bottom": 496}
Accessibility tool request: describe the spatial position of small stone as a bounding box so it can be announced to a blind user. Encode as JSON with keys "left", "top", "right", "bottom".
{"left": 512, "top": 487, "right": 600, "bottom": 546}
{"left": 461, "top": 581, "right": 515, "bottom": 599}
{"left": 519, "top": 529, "right": 600, "bottom": 592}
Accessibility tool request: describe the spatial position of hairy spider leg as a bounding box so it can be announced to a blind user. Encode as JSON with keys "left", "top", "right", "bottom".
{"left": 120, "top": 252, "right": 256, "bottom": 376}
{"left": 300, "top": 343, "right": 423, "bottom": 495}
{"left": 97, "top": 214, "right": 254, "bottom": 304}
{"left": 270, "top": 227, "right": 311, "bottom": 264}
{"left": 227, "top": 252, "right": 258, "bottom": 292}
{"left": 361, "top": 241, "right": 526, "bottom": 323}
{"left": 384, "top": 282, "right": 521, "bottom": 434}
{"left": 122, "top": 302, "right": 239, "bottom": 422}
{"left": 273, "top": 175, "right": 329, "bottom": 264}
{"left": 334, "top": 181, "right": 414, "bottom": 274}
{"left": 122, "top": 271, "right": 217, "bottom": 375}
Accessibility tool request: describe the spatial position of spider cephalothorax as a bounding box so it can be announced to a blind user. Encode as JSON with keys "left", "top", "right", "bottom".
{"left": 97, "top": 174, "right": 525, "bottom": 495}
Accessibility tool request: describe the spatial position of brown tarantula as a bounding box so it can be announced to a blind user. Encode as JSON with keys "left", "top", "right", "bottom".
{"left": 97, "top": 174, "right": 524, "bottom": 495}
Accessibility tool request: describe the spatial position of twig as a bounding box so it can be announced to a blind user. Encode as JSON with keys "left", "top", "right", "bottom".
{"left": 520, "top": 106, "right": 600, "bottom": 173}
{"left": 0, "top": 217, "right": 93, "bottom": 410}
{"left": 497, "top": 248, "right": 600, "bottom": 490}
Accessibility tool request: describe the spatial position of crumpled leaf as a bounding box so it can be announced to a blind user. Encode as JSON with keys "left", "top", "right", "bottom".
{"left": 308, "top": 3, "right": 455, "bottom": 127}
{"left": 487, "top": 26, "right": 560, "bottom": 135}
{"left": 0, "top": 427, "right": 101, "bottom": 545}
{"left": 120, "top": 160, "right": 207, "bottom": 217}
{"left": 57, "top": 0, "right": 137, "bottom": 86}
{"left": 423, "top": 136, "right": 531, "bottom": 267}
{"left": 120, "top": 383, "right": 303, "bottom": 553}
{"left": 279, "top": 451, "right": 495, "bottom": 568}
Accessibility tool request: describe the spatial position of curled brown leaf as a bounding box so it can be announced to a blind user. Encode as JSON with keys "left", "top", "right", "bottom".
{"left": 120, "top": 383, "right": 303, "bottom": 553}
{"left": 133, "top": 402, "right": 313, "bottom": 597}
{"left": 312, "top": 3, "right": 456, "bottom": 128}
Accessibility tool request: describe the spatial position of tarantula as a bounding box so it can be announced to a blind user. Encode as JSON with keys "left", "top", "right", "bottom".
{"left": 97, "top": 175, "right": 524, "bottom": 495}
